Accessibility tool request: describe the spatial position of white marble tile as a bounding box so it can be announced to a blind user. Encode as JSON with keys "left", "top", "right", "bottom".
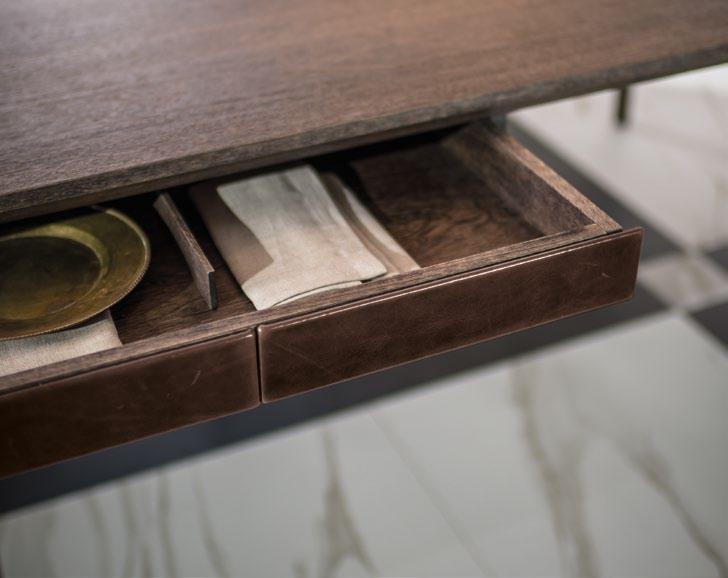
{"left": 0, "top": 412, "right": 482, "bottom": 578}
{"left": 638, "top": 252, "right": 728, "bottom": 311}
{"left": 511, "top": 64, "right": 728, "bottom": 252}
{"left": 373, "top": 367, "right": 563, "bottom": 577}
{"left": 373, "top": 313, "right": 728, "bottom": 578}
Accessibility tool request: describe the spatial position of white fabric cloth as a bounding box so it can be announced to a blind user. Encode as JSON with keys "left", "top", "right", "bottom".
{"left": 0, "top": 311, "right": 121, "bottom": 377}
{"left": 192, "top": 165, "right": 418, "bottom": 309}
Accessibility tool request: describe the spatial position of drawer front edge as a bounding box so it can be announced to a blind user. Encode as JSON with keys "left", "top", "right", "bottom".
{"left": 0, "top": 331, "right": 259, "bottom": 478}
{"left": 259, "top": 229, "right": 642, "bottom": 402}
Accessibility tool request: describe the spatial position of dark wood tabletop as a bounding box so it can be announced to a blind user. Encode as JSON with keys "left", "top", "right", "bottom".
{"left": 1, "top": 0, "right": 727, "bottom": 220}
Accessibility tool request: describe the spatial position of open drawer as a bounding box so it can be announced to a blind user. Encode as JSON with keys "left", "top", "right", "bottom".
{"left": 257, "top": 122, "right": 641, "bottom": 400}
{"left": 0, "top": 121, "right": 641, "bottom": 476}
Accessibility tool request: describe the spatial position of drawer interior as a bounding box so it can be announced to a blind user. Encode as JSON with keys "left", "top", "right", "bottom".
{"left": 1, "top": 121, "right": 619, "bottom": 379}
{"left": 319, "top": 133, "right": 544, "bottom": 267}
{"left": 110, "top": 122, "right": 615, "bottom": 344}
{"left": 109, "top": 192, "right": 255, "bottom": 342}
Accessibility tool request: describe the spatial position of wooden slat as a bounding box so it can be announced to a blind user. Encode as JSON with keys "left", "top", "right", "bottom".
{"left": 154, "top": 192, "right": 217, "bottom": 310}
{"left": 1, "top": 0, "right": 727, "bottom": 220}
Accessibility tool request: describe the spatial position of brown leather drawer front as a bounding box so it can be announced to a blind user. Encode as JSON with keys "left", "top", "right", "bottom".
{"left": 259, "top": 229, "right": 641, "bottom": 402}
{"left": 0, "top": 331, "right": 258, "bottom": 478}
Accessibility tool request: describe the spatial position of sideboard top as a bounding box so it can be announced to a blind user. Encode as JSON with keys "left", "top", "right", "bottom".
{"left": 1, "top": 0, "right": 727, "bottom": 220}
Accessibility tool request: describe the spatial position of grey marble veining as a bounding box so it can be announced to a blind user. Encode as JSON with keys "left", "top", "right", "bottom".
{"left": 0, "top": 411, "right": 482, "bottom": 577}
{"left": 512, "top": 363, "right": 599, "bottom": 578}
{"left": 512, "top": 358, "right": 727, "bottom": 578}
{"left": 373, "top": 313, "right": 728, "bottom": 578}
{"left": 294, "top": 430, "right": 378, "bottom": 578}
{"left": 190, "top": 473, "right": 231, "bottom": 578}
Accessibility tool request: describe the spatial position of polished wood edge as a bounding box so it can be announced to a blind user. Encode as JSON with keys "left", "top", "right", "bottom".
{"left": 258, "top": 228, "right": 643, "bottom": 402}
{"left": 1, "top": 44, "right": 726, "bottom": 223}
{"left": 262, "top": 229, "right": 642, "bottom": 334}
{"left": 153, "top": 192, "right": 218, "bottom": 310}
{"left": 0, "top": 328, "right": 255, "bottom": 396}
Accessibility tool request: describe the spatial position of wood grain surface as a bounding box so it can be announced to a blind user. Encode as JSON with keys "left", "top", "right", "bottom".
{"left": 326, "top": 133, "right": 542, "bottom": 267}
{"left": 258, "top": 229, "right": 642, "bottom": 401}
{"left": 0, "top": 331, "right": 260, "bottom": 477}
{"left": 154, "top": 192, "right": 217, "bottom": 310}
{"left": 444, "top": 122, "right": 620, "bottom": 235}
{"left": 1, "top": 0, "right": 727, "bottom": 220}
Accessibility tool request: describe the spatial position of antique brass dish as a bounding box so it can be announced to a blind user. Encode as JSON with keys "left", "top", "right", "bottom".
{"left": 0, "top": 207, "right": 150, "bottom": 340}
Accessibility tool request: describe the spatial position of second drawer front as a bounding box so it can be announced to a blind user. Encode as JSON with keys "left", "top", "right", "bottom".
{"left": 258, "top": 229, "right": 642, "bottom": 402}
{"left": 0, "top": 331, "right": 259, "bottom": 478}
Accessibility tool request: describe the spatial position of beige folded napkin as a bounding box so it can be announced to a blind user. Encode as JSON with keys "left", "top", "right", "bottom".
{"left": 273, "top": 177, "right": 420, "bottom": 305}
{"left": 0, "top": 312, "right": 121, "bottom": 378}
{"left": 192, "top": 165, "right": 416, "bottom": 310}
{"left": 325, "top": 175, "right": 420, "bottom": 276}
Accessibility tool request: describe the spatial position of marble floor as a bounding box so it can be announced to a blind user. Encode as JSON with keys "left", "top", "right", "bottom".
{"left": 1, "top": 313, "right": 726, "bottom": 578}
{"left": 2, "top": 66, "right": 727, "bottom": 578}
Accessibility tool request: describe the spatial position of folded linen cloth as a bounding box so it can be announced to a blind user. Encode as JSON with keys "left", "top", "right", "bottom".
{"left": 0, "top": 311, "right": 121, "bottom": 378}
{"left": 274, "top": 178, "right": 420, "bottom": 305}
{"left": 324, "top": 175, "right": 420, "bottom": 276}
{"left": 191, "top": 165, "right": 412, "bottom": 310}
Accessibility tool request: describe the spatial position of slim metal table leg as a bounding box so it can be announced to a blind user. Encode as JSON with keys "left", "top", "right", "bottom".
{"left": 616, "top": 86, "right": 631, "bottom": 127}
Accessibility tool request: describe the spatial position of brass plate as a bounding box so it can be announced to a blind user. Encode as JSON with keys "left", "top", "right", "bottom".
{"left": 0, "top": 207, "right": 150, "bottom": 341}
